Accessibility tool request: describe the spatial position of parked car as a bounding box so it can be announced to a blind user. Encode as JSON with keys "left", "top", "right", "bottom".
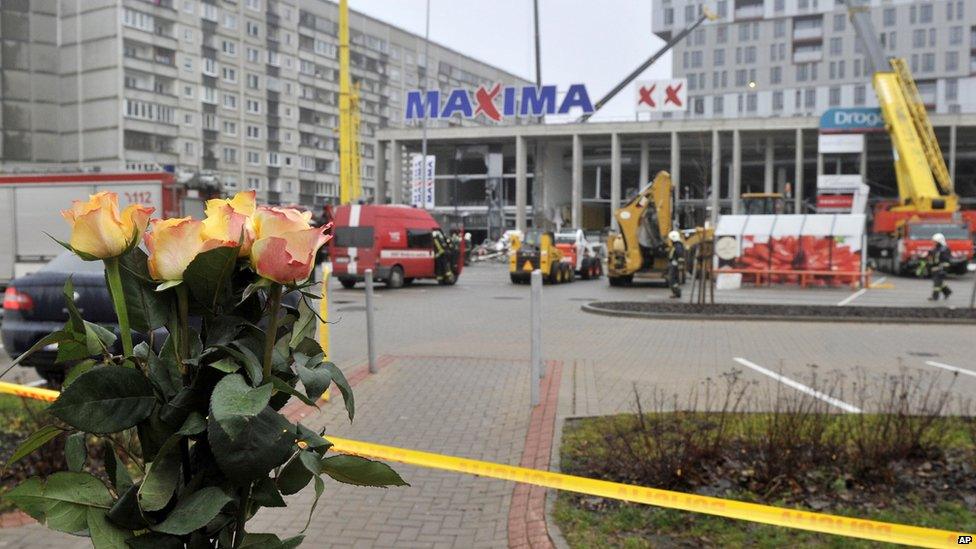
{"left": 2, "top": 252, "right": 120, "bottom": 385}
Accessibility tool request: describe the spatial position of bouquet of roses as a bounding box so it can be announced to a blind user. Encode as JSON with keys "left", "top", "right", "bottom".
{"left": 3, "top": 191, "right": 404, "bottom": 548}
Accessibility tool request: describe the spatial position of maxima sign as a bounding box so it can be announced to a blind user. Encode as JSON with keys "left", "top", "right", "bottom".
{"left": 404, "top": 84, "right": 594, "bottom": 121}
{"left": 819, "top": 107, "right": 885, "bottom": 134}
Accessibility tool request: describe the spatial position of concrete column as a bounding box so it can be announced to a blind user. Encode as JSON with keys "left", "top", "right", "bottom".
{"left": 764, "top": 136, "right": 775, "bottom": 194}
{"left": 670, "top": 132, "right": 681, "bottom": 197}
{"left": 610, "top": 133, "right": 621, "bottom": 231}
{"left": 375, "top": 140, "right": 387, "bottom": 203}
{"left": 390, "top": 140, "right": 403, "bottom": 204}
{"left": 794, "top": 128, "right": 804, "bottom": 214}
{"left": 639, "top": 139, "right": 649, "bottom": 186}
{"left": 949, "top": 125, "right": 957, "bottom": 183}
{"left": 860, "top": 133, "right": 868, "bottom": 179}
{"left": 711, "top": 130, "right": 721, "bottom": 226}
{"left": 516, "top": 135, "right": 527, "bottom": 232}
{"left": 731, "top": 129, "right": 742, "bottom": 214}
{"left": 571, "top": 134, "right": 583, "bottom": 229}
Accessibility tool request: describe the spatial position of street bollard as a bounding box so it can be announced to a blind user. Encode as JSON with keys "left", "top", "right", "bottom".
{"left": 530, "top": 269, "right": 542, "bottom": 407}
{"left": 365, "top": 269, "right": 377, "bottom": 374}
{"left": 319, "top": 265, "right": 331, "bottom": 401}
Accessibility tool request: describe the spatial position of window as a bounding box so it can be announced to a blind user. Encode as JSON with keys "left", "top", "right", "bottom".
{"left": 690, "top": 50, "right": 703, "bottom": 68}
{"left": 838, "top": 60, "right": 845, "bottom": 79}
{"left": 184, "top": 141, "right": 194, "bottom": 156}
{"left": 946, "top": 78, "right": 958, "bottom": 101}
{"left": 833, "top": 14, "right": 845, "bottom": 32}
{"left": 774, "top": 20, "right": 785, "bottom": 38}
{"left": 203, "top": 57, "right": 218, "bottom": 76}
{"left": 247, "top": 151, "right": 261, "bottom": 165}
{"left": 770, "top": 66, "right": 781, "bottom": 84}
{"left": 184, "top": 113, "right": 194, "bottom": 126}
{"left": 246, "top": 98, "right": 261, "bottom": 114}
{"left": 716, "top": 26, "right": 727, "bottom": 44}
{"left": 246, "top": 21, "right": 260, "bottom": 37}
{"left": 772, "top": 91, "right": 784, "bottom": 111}
{"left": 222, "top": 40, "right": 237, "bottom": 56}
{"left": 123, "top": 8, "right": 154, "bottom": 32}
{"left": 247, "top": 176, "right": 263, "bottom": 190}
{"left": 334, "top": 227, "right": 374, "bottom": 248}
{"left": 183, "top": 28, "right": 193, "bottom": 42}
{"left": 223, "top": 14, "right": 237, "bottom": 29}
{"left": 738, "top": 24, "right": 749, "bottom": 42}
{"left": 804, "top": 88, "right": 815, "bottom": 108}
{"left": 222, "top": 121, "right": 237, "bottom": 136}
{"left": 711, "top": 48, "right": 725, "bottom": 67}
{"left": 746, "top": 93, "right": 757, "bottom": 112}
{"left": 246, "top": 125, "right": 261, "bottom": 139}
{"left": 913, "top": 29, "right": 925, "bottom": 48}
{"left": 829, "top": 37, "right": 842, "bottom": 55}
{"left": 183, "top": 84, "right": 194, "bottom": 98}
{"left": 406, "top": 229, "right": 433, "bottom": 249}
{"left": 203, "top": 113, "right": 216, "bottom": 130}
{"left": 222, "top": 93, "right": 238, "bottom": 110}
{"left": 829, "top": 87, "right": 841, "bottom": 106}
{"left": 245, "top": 0, "right": 261, "bottom": 11}
{"left": 744, "top": 46, "right": 756, "bottom": 64}
{"left": 735, "top": 69, "right": 747, "bottom": 86}
{"left": 183, "top": 1, "right": 194, "bottom": 13}
{"left": 950, "top": 26, "right": 963, "bottom": 45}
{"left": 247, "top": 74, "right": 260, "bottom": 89}
{"left": 123, "top": 99, "right": 175, "bottom": 124}
{"left": 247, "top": 48, "right": 260, "bottom": 63}
{"left": 201, "top": 3, "right": 218, "bottom": 22}
{"left": 929, "top": 28, "right": 936, "bottom": 47}
{"left": 202, "top": 87, "right": 217, "bottom": 104}
{"left": 267, "top": 152, "right": 281, "bottom": 167}
{"left": 919, "top": 3, "right": 932, "bottom": 24}
{"left": 946, "top": 51, "right": 959, "bottom": 71}
{"left": 222, "top": 67, "right": 237, "bottom": 83}
{"left": 883, "top": 7, "right": 895, "bottom": 27}
{"left": 267, "top": 51, "right": 280, "bottom": 66}
{"left": 922, "top": 52, "right": 935, "bottom": 72}
{"left": 796, "top": 64, "right": 809, "bottom": 82}
{"left": 854, "top": 85, "right": 866, "bottom": 106}
{"left": 222, "top": 147, "right": 238, "bottom": 164}
{"left": 663, "top": 7, "right": 674, "bottom": 25}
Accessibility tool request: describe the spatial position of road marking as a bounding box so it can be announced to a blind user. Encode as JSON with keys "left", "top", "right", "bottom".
{"left": 924, "top": 360, "right": 976, "bottom": 378}
{"left": 25, "top": 379, "right": 47, "bottom": 387}
{"left": 733, "top": 357, "right": 862, "bottom": 413}
{"left": 836, "top": 288, "right": 866, "bottom": 306}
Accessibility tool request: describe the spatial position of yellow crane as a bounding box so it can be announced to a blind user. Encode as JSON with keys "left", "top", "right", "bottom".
{"left": 338, "top": 0, "right": 361, "bottom": 205}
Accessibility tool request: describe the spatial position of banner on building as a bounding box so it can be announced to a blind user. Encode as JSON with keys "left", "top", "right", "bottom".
{"left": 410, "top": 154, "right": 436, "bottom": 209}
{"left": 819, "top": 108, "right": 885, "bottom": 134}
{"left": 634, "top": 79, "right": 688, "bottom": 112}
{"left": 818, "top": 133, "right": 865, "bottom": 154}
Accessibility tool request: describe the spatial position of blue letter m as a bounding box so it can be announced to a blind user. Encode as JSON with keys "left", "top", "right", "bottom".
{"left": 405, "top": 90, "right": 439, "bottom": 120}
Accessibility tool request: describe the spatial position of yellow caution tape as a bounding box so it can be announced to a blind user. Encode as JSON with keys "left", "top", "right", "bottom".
{"left": 0, "top": 381, "right": 58, "bottom": 402}
{"left": 1, "top": 382, "right": 970, "bottom": 547}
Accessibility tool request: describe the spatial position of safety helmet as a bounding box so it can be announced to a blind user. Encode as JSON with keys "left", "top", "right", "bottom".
{"left": 933, "top": 233, "right": 947, "bottom": 245}
{"left": 668, "top": 230, "right": 681, "bottom": 242}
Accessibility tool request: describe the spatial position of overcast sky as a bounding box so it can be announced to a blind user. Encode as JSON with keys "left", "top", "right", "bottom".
{"left": 351, "top": 0, "right": 671, "bottom": 121}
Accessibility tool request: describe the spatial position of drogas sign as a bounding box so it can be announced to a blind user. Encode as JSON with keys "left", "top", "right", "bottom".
{"left": 819, "top": 107, "right": 885, "bottom": 134}
{"left": 404, "top": 84, "right": 594, "bottom": 122}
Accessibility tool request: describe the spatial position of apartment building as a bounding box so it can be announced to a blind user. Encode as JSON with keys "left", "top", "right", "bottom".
{"left": 0, "top": 0, "right": 529, "bottom": 206}
{"left": 652, "top": 0, "right": 976, "bottom": 119}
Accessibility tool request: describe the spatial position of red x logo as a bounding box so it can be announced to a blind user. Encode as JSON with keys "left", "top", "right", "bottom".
{"left": 474, "top": 83, "right": 502, "bottom": 121}
{"left": 664, "top": 83, "right": 683, "bottom": 107}
{"left": 638, "top": 85, "right": 656, "bottom": 107}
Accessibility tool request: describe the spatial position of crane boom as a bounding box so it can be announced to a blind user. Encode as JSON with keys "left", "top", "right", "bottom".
{"left": 842, "top": 0, "right": 956, "bottom": 212}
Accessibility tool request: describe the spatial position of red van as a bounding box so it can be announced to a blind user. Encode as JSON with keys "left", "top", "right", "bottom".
{"left": 330, "top": 204, "right": 463, "bottom": 288}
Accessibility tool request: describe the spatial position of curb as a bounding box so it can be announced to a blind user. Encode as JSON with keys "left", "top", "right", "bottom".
{"left": 0, "top": 510, "right": 35, "bottom": 528}
{"left": 581, "top": 303, "right": 976, "bottom": 325}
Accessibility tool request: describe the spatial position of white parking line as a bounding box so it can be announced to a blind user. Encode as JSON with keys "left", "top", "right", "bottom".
{"left": 925, "top": 360, "right": 976, "bottom": 379}
{"left": 733, "top": 357, "right": 862, "bottom": 413}
{"left": 836, "top": 288, "right": 866, "bottom": 306}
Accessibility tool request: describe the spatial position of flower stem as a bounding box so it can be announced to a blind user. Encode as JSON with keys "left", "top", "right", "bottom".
{"left": 104, "top": 257, "right": 133, "bottom": 358}
{"left": 261, "top": 283, "right": 283, "bottom": 383}
{"left": 175, "top": 284, "right": 190, "bottom": 368}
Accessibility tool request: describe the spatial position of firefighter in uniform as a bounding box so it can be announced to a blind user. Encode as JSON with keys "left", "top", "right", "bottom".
{"left": 432, "top": 230, "right": 450, "bottom": 282}
{"left": 667, "top": 230, "right": 685, "bottom": 299}
{"left": 927, "top": 232, "right": 953, "bottom": 301}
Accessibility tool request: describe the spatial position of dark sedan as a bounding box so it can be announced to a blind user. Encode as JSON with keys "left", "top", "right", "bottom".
{"left": 2, "top": 252, "right": 121, "bottom": 385}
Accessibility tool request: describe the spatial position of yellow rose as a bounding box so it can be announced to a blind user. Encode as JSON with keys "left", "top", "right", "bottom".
{"left": 202, "top": 191, "right": 257, "bottom": 256}
{"left": 60, "top": 192, "right": 154, "bottom": 259}
{"left": 145, "top": 218, "right": 233, "bottom": 281}
{"left": 251, "top": 227, "right": 330, "bottom": 285}
{"left": 252, "top": 206, "right": 313, "bottom": 240}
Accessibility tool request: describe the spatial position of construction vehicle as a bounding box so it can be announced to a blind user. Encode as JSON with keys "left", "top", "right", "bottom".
{"left": 554, "top": 229, "right": 603, "bottom": 279}
{"left": 844, "top": 0, "right": 976, "bottom": 274}
{"left": 606, "top": 171, "right": 712, "bottom": 286}
{"left": 338, "top": 0, "right": 362, "bottom": 205}
{"left": 509, "top": 229, "right": 575, "bottom": 284}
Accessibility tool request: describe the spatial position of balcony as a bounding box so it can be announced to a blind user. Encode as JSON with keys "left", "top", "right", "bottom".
{"left": 734, "top": 4, "right": 764, "bottom": 20}
{"left": 793, "top": 48, "right": 823, "bottom": 63}
{"left": 793, "top": 26, "right": 823, "bottom": 41}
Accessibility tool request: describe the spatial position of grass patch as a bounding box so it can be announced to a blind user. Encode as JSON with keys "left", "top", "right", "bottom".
{"left": 553, "top": 369, "right": 976, "bottom": 547}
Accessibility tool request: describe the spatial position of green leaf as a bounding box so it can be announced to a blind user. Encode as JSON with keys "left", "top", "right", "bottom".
{"left": 297, "top": 361, "right": 332, "bottom": 402}
{"left": 176, "top": 411, "right": 207, "bottom": 436}
{"left": 65, "top": 432, "right": 87, "bottom": 472}
{"left": 118, "top": 249, "right": 172, "bottom": 332}
{"left": 302, "top": 474, "right": 325, "bottom": 533}
{"left": 208, "top": 407, "right": 295, "bottom": 483}
{"left": 137, "top": 437, "right": 181, "bottom": 512}
{"left": 64, "top": 359, "right": 96, "bottom": 388}
{"left": 48, "top": 365, "right": 156, "bottom": 434}
{"left": 150, "top": 487, "right": 232, "bottom": 536}
{"left": 322, "top": 362, "right": 355, "bottom": 421}
{"left": 148, "top": 337, "right": 182, "bottom": 400}
{"left": 84, "top": 321, "right": 117, "bottom": 355}
{"left": 184, "top": 245, "right": 240, "bottom": 312}
{"left": 240, "top": 277, "right": 272, "bottom": 304}
{"left": 125, "top": 533, "right": 184, "bottom": 549}
{"left": 289, "top": 298, "right": 318, "bottom": 349}
{"left": 155, "top": 280, "right": 182, "bottom": 292}
{"left": 1, "top": 331, "right": 70, "bottom": 375}
{"left": 215, "top": 343, "right": 263, "bottom": 385}
{"left": 271, "top": 376, "right": 317, "bottom": 407}
{"left": 211, "top": 375, "right": 273, "bottom": 431}
{"left": 319, "top": 455, "right": 408, "bottom": 487}
{"left": 6, "top": 471, "right": 113, "bottom": 534}
{"left": 102, "top": 441, "right": 133, "bottom": 493}
{"left": 297, "top": 424, "right": 332, "bottom": 454}
{"left": 276, "top": 454, "right": 313, "bottom": 496}
{"left": 62, "top": 277, "right": 85, "bottom": 332}
{"left": 250, "top": 477, "right": 286, "bottom": 508}
{"left": 239, "top": 533, "right": 305, "bottom": 549}
{"left": 87, "top": 506, "right": 132, "bottom": 548}
{"left": 107, "top": 484, "right": 149, "bottom": 531}
{"left": 207, "top": 357, "right": 240, "bottom": 373}
{"left": 4, "top": 425, "right": 64, "bottom": 471}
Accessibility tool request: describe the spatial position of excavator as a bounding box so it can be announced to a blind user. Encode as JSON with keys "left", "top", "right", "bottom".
{"left": 606, "top": 171, "right": 712, "bottom": 286}
{"left": 843, "top": 0, "right": 975, "bottom": 274}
